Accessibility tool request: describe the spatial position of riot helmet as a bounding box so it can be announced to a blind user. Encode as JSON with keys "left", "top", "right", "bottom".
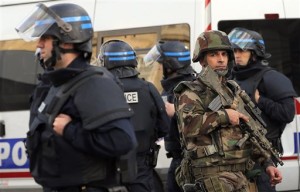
{"left": 15, "top": 3, "right": 93, "bottom": 68}
{"left": 192, "top": 30, "right": 234, "bottom": 63}
{"left": 144, "top": 41, "right": 194, "bottom": 78}
{"left": 98, "top": 40, "right": 138, "bottom": 70}
{"left": 228, "top": 27, "right": 271, "bottom": 59}
{"left": 16, "top": 3, "right": 93, "bottom": 44}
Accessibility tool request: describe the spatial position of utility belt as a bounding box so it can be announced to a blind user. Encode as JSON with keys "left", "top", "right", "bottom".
{"left": 184, "top": 145, "right": 218, "bottom": 159}
{"left": 184, "top": 145, "right": 252, "bottom": 160}
{"left": 44, "top": 185, "right": 128, "bottom": 192}
{"left": 183, "top": 174, "right": 249, "bottom": 192}
{"left": 192, "top": 163, "right": 249, "bottom": 178}
{"left": 183, "top": 145, "right": 254, "bottom": 178}
{"left": 183, "top": 176, "right": 224, "bottom": 192}
{"left": 182, "top": 163, "right": 251, "bottom": 192}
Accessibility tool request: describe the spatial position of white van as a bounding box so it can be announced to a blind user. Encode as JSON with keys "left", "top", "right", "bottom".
{"left": 0, "top": 0, "right": 300, "bottom": 191}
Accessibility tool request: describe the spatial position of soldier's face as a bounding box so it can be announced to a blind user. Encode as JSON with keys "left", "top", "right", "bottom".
{"left": 233, "top": 49, "right": 251, "bottom": 66}
{"left": 205, "top": 50, "right": 228, "bottom": 71}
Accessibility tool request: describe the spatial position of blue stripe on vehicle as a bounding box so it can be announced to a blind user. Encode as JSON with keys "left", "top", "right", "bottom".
{"left": 294, "top": 132, "right": 299, "bottom": 154}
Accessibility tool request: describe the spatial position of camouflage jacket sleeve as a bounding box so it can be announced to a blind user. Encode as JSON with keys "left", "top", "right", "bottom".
{"left": 174, "top": 81, "right": 230, "bottom": 139}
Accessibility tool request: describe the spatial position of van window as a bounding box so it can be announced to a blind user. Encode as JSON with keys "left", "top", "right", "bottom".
{"left": 0, "top": 40, "right": 39, "bottom": 111}
{"left": 95, "top": 23, "right": 190, "bottom": 92}
{"left": 218, "top": 19, "right": 300, "bottom": 95}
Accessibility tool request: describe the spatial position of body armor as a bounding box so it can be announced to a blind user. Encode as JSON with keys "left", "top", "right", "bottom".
{"left": 27, "top": 66, "right": 133, "bottom": 187}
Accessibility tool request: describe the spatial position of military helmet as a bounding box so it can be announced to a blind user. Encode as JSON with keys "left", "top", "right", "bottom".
{"left": 98, "top": 40, "right": 138, "bottom": 69}
{"left": 157, "top": 41, "right": 193, "bottom": 73}
{"left": 15, "top": 3, "right": 93, "bottom": 53}
{"left": 192, "top": 30, "right": 234, "bottom": 63}
{"left": 228, "top": 27, "right": 271, "bottom": 59}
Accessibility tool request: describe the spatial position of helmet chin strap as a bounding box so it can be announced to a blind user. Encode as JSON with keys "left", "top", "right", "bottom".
{"left": 44, "top": 40, "right": 61, "bottom": 70}
{"left": 43, "top": 41, "right": 80, "bottom": 70}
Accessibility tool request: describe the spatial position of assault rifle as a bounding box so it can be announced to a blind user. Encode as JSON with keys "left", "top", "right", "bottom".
{"left": 208, "top": 85, "right": 283, "bottom": 166}
{"left": 236, "top": 90, "right": 283, "bottom": 166}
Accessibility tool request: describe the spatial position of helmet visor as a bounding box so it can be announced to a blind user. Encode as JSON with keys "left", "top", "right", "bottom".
{"left": 228, "top": 28, "right": 262, "bottom": 50}
{"left": 143, "top": 45, "right": 161, "bottom": 66}
{"left": 15, "top": 3, "right": 55, "bottom": 42}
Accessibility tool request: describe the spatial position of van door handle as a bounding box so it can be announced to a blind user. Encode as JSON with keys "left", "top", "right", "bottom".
{"left": 0, "top": 120, "right": 5, "bottom": 137}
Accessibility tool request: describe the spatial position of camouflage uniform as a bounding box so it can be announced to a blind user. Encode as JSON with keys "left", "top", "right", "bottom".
{"left": 174, "top": 31, "right": 274, "bottom": 192}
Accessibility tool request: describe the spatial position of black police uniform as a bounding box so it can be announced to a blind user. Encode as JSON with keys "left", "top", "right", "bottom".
{"left": 29, "top": 72, "right": 51, "bottom": 125}
{"left": 109, "top": 67, "right": 169, "bottom": 192}
{"left": 231, "top": 61, "right": 297, "bottom": 192}
{"left": 27, "top": 57, "right": 137, "bottom": 192}
{"left": 161, "top": 74, "right": 195, "bottom": 192}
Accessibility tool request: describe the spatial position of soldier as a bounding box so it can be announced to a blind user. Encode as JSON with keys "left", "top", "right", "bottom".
{"left": 229, "top": 27, "right": 297, "bottom": 192}
{"left": 98, "top": 40, "right": 169, "bottom": 192}
{"left": 144, "top": 40, "right": 196, "bottom": 192}
{"left": 174, "top": 30, "right": 282, "bottom": 192}
{"left": 16, "top": 3, "right": 136, "bottom": 192}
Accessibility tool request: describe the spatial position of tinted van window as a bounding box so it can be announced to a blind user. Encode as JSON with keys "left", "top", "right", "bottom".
{"left": 0, "top": 50, "right": 37, "bottom": 111}
{"left": 219, "top": 19, "right": 300, "bottom": 95}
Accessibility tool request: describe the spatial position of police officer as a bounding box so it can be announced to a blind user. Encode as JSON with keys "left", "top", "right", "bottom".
{"left": 145, "top": 40, "right": 196, "bottom": 192}
{"left": 16, "top": 3, "right": 137, "bottom": 192}
{"left": 229, "top": 27, "right": 297, "bottom": 192}
{"left": 29, "top": 48, "right": 52, "bottom": 125}
{"left": 174, "top": 30, "right": 282, "bottom": 192}
{"left": 98, "top": 40, "right": 169, "bottom": 192}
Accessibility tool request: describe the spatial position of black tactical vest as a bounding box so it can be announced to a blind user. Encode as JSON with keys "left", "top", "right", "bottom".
{"left": 121, "top": 77, "right": 158, "bottom": 153}
{"left": 234, "top": 67, "right": 272, "bottom": 102}
{"left": 27, "top": 66, "right": 134, "bottom": 187}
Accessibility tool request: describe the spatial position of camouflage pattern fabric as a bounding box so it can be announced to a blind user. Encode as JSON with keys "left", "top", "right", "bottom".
{"left": 174, "top": 65, "right": 270, "bottom": 192}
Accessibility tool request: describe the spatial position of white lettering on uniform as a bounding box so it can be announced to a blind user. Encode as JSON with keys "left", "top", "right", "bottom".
{"left": 12, "top": 141, "right": 27, "bottom": 166}
{"left": 0, "top": 142, "right": 10, "bottom": 166}
{"left": 124, "top": 92, "right": 138, "bottom": 103}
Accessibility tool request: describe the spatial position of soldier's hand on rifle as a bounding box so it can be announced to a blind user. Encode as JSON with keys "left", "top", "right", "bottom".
{"left": 266, "top": 165, "right": 282, "bottom": 186}
{"left": 225, "top": 109, "right": 249, "bottom": 126}
{"left": 53, "top": 113, "right": 72, "bottom": 136}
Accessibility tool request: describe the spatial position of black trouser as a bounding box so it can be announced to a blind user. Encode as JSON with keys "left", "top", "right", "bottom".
{"left": 167, "top": 157, "right": 182, "bottom": 192}
{"left": 253, "top": 163, "right": 276, "bottom": 192}
{"left": 256, "top": 171, "right": 276, "bottom": 192}
{"left": 126, "top": 155, "right": 155, "bottom": 192}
